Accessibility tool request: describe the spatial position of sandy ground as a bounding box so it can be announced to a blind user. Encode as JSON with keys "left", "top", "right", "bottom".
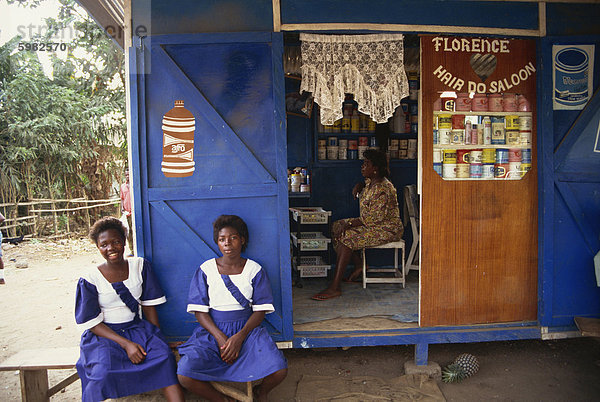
{"left": 1, "top": 238, "right": 600, "bottom": 401}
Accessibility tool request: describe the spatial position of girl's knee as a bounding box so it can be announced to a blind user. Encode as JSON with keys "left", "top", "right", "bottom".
{"left": 177, "top": 374, "right": 193, "bottom": 388}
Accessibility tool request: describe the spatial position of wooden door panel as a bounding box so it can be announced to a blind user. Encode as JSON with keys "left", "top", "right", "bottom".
{"left": 420, "top": 35, "right": 538, "bottom": 326}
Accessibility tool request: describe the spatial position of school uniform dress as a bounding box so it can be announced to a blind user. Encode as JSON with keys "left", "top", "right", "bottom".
{"left": 177, "top": 258, "right": 287, "bottom": 382}
{"left": 75, "top": 257, "right": 178, "bottom": 402}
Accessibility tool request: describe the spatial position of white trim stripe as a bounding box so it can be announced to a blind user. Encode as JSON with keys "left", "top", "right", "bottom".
{"left": 187, "top": 304, "right": 209, "bottom": 313}
{"left": 78, "top": 313, "right": 104, "bottom": 331}
{"left": 140, "top": 296, "right": 167, "bottom": 306}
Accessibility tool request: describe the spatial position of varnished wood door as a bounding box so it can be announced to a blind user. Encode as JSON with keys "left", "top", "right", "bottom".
{"left": 420, "top": 35, "right": 538, "bottom": 326}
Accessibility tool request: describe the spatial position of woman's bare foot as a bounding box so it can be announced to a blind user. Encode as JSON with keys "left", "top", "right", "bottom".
{"left": 311, "top": 289, "right": 342, "bottom": 300}
{"left": 344, "top": 267, "right": 363, "bottom": 283}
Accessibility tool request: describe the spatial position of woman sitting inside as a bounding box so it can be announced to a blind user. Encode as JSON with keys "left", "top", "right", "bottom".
{"left": 312, "top": 149, "right": 404, "bottom": 301}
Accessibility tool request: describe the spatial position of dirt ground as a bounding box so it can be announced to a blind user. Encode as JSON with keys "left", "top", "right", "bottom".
{"left": 1, "top": 238, "right": 600, "bottom": 401}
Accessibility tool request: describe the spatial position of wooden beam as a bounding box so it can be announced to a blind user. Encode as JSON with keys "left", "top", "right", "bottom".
{"left": 272, "top": 0, "right": 281, "bottom": 32}
{"left": 281, "top": 23, "right": 542, "bottom": 37}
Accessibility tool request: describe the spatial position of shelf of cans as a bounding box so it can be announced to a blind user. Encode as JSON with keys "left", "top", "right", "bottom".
{"left": 318, "top": 136, "right": 417, "bottom": 161}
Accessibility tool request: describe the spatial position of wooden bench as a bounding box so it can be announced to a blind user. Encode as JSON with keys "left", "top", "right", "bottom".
{"left": 0, "top": 347, "right": 80, "bottom": 402}
{"left": 0, "top": 346, "right": 254, "bottom": 402}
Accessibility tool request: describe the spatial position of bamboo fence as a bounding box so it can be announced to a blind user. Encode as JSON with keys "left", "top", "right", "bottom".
{"left": 0, "top": 197, "right": 120, "bottom": 238}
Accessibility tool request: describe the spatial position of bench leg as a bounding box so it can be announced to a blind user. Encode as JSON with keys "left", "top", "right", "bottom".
{"left": 20, "top": 369, "right": 49, "bottom": 402}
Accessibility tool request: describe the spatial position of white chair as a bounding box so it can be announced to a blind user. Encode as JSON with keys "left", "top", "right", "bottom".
{"left": 361, "top": 240, "right": 406, "bottom": 288}
{"left": 404, "top": 185, "right": 420, "bottom": 272}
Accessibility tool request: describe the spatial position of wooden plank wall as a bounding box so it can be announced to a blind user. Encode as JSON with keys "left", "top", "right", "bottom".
{"left": 420, "top": 35, "right": 538, "bottom": 326}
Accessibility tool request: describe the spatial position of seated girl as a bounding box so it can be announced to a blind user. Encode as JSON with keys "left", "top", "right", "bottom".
{"left": 177, "top": 215, "right": 288, "bottom": 402}
{"left": 75, "top": 217, "right": 184, "bottom": 402}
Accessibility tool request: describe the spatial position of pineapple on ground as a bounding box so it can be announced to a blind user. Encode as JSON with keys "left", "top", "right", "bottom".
{"left": 442, "top": 353, "right": 480, "bottom": 383}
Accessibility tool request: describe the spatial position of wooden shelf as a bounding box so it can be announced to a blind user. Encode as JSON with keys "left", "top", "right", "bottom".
{"left": 433, "top": 144, "right": 532, "bottom": 149}
{"left": 433, "top": 111, "right": 532, "bottom": 117}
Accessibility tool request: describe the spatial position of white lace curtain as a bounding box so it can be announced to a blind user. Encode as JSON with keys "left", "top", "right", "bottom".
{"left": 300, "top": 33, "right": 409, "bottom": 125}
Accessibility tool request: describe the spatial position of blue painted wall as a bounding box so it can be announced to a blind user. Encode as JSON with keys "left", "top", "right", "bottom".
{"left": 128, "top": 1, "right": 600, "bottom": 341}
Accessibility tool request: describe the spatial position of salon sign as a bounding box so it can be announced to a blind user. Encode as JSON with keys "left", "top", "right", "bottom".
{"left": 428, "top": 36, "right": 536, "bottom": 94}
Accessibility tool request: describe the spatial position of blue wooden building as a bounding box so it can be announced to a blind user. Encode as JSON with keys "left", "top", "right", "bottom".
{"left": 79, "top": 0, "right": 600, "bottom": 364}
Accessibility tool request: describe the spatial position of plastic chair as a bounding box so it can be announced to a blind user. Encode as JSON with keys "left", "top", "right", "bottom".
{"left": 361, "top": 240, "right": 406, "bottom": 288}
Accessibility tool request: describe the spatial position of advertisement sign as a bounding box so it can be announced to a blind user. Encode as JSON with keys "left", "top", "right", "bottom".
{"left": 553, "top": 45, "right": 595, "bottom": 110}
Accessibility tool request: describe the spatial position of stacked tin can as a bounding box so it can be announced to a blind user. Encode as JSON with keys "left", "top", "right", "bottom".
{"left": 442, "top": 149, "right": 457, "bottom": 178}
{"left": 327, "top": 136, "right": 338, "bottom": 160}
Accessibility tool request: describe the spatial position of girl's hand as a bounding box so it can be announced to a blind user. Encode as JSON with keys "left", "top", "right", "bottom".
{"left": 220, "top": 333, "right": 244, "bottom": 364}
{"left": 124, "top": 341, "right": 147, "bottom": 364}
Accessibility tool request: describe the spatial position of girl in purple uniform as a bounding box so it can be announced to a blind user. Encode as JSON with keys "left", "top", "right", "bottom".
{"left": 177, "top": 215, "right": 288, "bottom": 402}
{"left": 75, "top": 217, "right": 184, "bottom": 401}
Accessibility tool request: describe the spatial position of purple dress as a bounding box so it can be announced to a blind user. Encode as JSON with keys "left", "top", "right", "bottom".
{"left": 75, "top": 257, "right": 178, "bottom": 402}
{"left": 177, "top": 258, "right": 287, "bottom": 382}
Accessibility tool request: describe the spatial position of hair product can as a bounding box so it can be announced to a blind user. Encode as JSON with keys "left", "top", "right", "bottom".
{"left": 505, "top": 115, "right": 520, "bottom": 130}
{"left": 433, "top": 149, "right": 443, "bottom": 163}
{"left": 482, "top": 163, "right": 495, "bottom": 178}
{"left": 507, "top": 162, "right": 522, "bottom": 179}
{"left": 438, "top": 128, "right": 451, "bottom": 144}
{"left": 496, "top": 148, "right": 509, "bottom": 163}
{"left": 452, "top": 114, "right": 465, "bottom": 130}
{"left": 508, "top": 148, "right": 522, "bottom": 162}
{"left": 494, "top": 163, "right": 509, "bottom": 178}
{"left": 443, "top": 149, "right": 457, "bottom": 164}
{"left": 506, "top": 130, "right": 520, "bottom": 145}
{"left": 491, "top": 117, "right": 505, "bottom": 144}
{"left": 482, "top": 116, "right": 492, "bottom": 144}
{"left": 433, "top": 162, "right": 443, "bottom": 176}
{"left": 470, "top": 163, "right": 483, "bottom": 178}
{"left": 438, "top": 114, "right": 452, "bottom": 129}
{"left": 456, "top": 164, "right": 470, "bottom": 178}
{"left": 522, "top": 148, "right": 532, "bottom": 163}
{"left": 489, "top": 93, "right": 503, "bottom": 112}
{"left": 482, "top": 148, "right": 496, "bottom": 163}
{"left": 358, "top": 145, "right": 368, "bottom": 159}
{"left": 457, "top": 149, "right": 470, "bottom": 164}
{"left": 469, "top": 149, "right": 483, "bottom": 164}
{"left": 503, "top": 93, "right": 518, "bottom": 112}
{"left": 442, "top": 163, "right": 457, "bottom": 178}
{"left": 328, "top": 136, "right": 338, "bottom": 146}
{"left": 451, "top": 129, "right": 465, "bottom": 144}
{"left": 318, "top": 146, "right": 327, "bottom": 160}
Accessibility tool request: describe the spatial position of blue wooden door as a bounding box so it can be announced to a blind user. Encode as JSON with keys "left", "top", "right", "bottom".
{"left": 539, "top": 47, "right": 600, "bottom": 328}
{"left": 129, "top": 33, "right": 292, "bottom": 341}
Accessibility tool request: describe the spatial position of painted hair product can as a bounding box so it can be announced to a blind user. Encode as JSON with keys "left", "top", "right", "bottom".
{"left": 482, "top": 116, "right": 492, "bottom": 144}
{"left": 489, "top": 93, "right": 503, "bottom": 112}
{"left": 438, "top": 128, "right": 451, "bottom": 145}
{"left": 491, "top": 117, "right": 506, "bottom": 145}
{"left": 457, "top": 149, "right": 470, "bottom": 164}
{"left": 452, "top": 114, "right": 465, "bottom": 130}
{"left": 328, "top": 136, "right": 338, "bottom": 146}
{"left": 456, "top": 164, "right": 470, "bottom": 178}
{"left": 348, "top": 139, "right": 358, "bottom": 150}
{"left": 496, "top": 148, "right": 509, "bottom": 163}
{"left": 522, "top": 148, "right": 532, "bottom": 163}
{"left": 348, "top": 149, "right": 358, "bottom": 159}
{"left": 472, "top": 93, "right": 488, "bottom": 112}
{"left": 433, "top": 162, "right": 443, "bottom": 176}
{"left": 521, "top": 163, "right": 532, "bottom": 177}
{"left": 442, "top": 163, "right": 457, "bottom": 178}
{"left": 318, "top": 146, "right": 327, "bottom": 160}
{"left": 503, "top": 93, "right": 518, "bottom": 112}
{"left": 507, "top": 162, "right": 522, "bottom": 179}
{"left": 494, "top": 163, "right": 509, "bottom": 178}
{"left": 506, "top": 130, "right": 520, "bottom": 145}
{"left": 508, "top": 148, "right": 522, "bottom": 162}
{"left": 338, "top": 146, "right": 348, "bottom": 160}
{"left": 455, "top": 93, "right": 471, "bottom": 111}
{"left": 438, "top": 114, "right": 452, "bottom": 129}
{"left": 519, "top": 115, "right": 532, "bottom": 130}
{"left": 519, "top": 130, "right": 532, "bottom": 145}
{"left": 505, "top": 115, "right": 520, "bottom": 130}
{"left": 471, "top": 123, "right": 479, "bottom": 144}
{"left": 433, "top": 149, "right": 443, "bottom": 163}
{"left": 470, "top": 149, "right": 483, "bottom": 164}
{"left": 451, "top": 129, "right": 465, "bottom": 144}
{"left": 482, "top": 163, "right": 495, "bottom": 179}
{"left": 358, "top": 136, "right": 369, "bottom": 146}
{"left": 482, "top": 148, "right": 496, "bottom": 163}
{"left": 470, "top": 163, "right": 483, "bottom": 178}
{"left": 443, "top": 149, "right": 457, "bottom": 164}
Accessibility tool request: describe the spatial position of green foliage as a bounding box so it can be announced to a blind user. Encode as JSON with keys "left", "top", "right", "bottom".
{"left": 0, "top": 0, "right": 125, "bottom": 205}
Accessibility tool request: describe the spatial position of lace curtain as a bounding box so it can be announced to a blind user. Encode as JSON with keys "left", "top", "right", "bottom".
{"left": 300, "top": 33, "right": 409, "bottom": 125}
